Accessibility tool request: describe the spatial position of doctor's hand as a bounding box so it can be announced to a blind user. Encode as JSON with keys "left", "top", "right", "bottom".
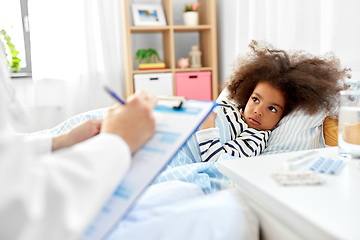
{"left": 101, "top": 90, "right": 157, "bottom": 154}
{"left": 52, "top": 119, "right": 102, "bottom": 151}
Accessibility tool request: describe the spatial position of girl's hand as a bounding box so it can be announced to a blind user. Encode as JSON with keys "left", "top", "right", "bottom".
{"left": 200, "top": 112, "right": 217, "bottom": 130}
{"left": 52, "top": 119, "right": 102, "bottom": 151}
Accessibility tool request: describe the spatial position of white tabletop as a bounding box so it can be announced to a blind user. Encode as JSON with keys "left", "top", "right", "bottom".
{"left": 218, "top": 147, "right": 360, "bottom": 240}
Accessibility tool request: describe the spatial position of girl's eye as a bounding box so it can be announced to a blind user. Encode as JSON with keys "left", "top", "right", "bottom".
{"left": 252, "top": 97, "right": 259, "bottom": 103}
{"left": 269, "top": 106, "right": 277, "bottom": 113}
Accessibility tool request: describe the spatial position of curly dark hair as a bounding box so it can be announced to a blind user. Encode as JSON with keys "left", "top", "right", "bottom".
{"left": 226, "top": 40, "right": 351, "bottom": 116}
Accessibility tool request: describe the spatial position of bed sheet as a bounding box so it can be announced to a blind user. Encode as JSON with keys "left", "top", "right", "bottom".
{"left": 152, "top": 106, "right": 236, "bottom": 194}
{"left": 18, "top": 108, "right": 108, "bottom": 139}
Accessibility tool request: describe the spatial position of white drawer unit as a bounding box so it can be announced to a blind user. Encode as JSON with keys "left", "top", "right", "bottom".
{"left": 134, "top": 73, "right": 173, "bottom": 96}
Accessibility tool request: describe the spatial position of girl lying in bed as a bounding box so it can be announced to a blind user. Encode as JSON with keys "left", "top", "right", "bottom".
{"left": 196, "top": 40, "right": 349, "bottom": 162}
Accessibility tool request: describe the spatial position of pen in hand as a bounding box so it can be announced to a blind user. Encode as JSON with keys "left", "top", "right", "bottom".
{"left": 104, "top": 86, "right": 126, "bottom": 105}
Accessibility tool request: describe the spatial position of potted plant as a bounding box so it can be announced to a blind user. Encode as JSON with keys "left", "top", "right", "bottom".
{"left": 0, "top": 28, "right": 21, "bottom": 73}
{"left": 135, "top": 48, "right": 165, "bottom": 70}
{"left": 183, "top": 3, "right": 201, "bottom": 26}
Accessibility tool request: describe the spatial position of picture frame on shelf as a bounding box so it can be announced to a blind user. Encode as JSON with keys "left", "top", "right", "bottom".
{"left": 131, "top": 4, "right": 167, "bottom": 26}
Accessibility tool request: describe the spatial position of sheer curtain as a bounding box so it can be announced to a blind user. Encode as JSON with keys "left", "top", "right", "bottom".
{"left": 217, "top": 0, "right": 360, "bottom": 85}
{"left": 28, "top": 0, "right": 124, "bottom": 119}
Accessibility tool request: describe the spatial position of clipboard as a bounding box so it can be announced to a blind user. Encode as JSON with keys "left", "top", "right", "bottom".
{"left": 156, "top": 95, "right": 185, "bottom": 109}
{"left": 79, "top": 99, "right": 216, "bottom": 240}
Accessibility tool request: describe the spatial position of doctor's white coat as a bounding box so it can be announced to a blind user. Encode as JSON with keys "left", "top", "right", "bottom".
{"left": 0, "top": 47, "right": 131, "bottom": 240}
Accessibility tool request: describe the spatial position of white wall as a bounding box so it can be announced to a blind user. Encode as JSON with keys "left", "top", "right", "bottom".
{"left": 216, "top": 0, "right": 239, "bottom": 87}
{"left": 324, "top": 0, "right": 360, "bottom": 80}
{"left": 12, "top": 78, "right": 70, "bottom": 132}
{"left": 216, "top": 0, "right": 360, "bottom": 85}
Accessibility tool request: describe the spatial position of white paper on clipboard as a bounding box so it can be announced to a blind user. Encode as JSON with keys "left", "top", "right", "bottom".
{"left": 79, "top": 100, "right": 216, "bottom": 240}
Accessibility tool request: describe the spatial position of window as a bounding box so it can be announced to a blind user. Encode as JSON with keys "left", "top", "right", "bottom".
{"left": 0, "top": 0, "right": 31, "bottom": 77}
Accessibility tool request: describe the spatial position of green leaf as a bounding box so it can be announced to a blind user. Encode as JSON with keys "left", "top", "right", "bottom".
{"left": 8, "top": 43, "right": 15, "bottom": 50}
{"left": 10, "top": 67, "right": 19, "bottom": 73}
{"left": 136, "top": 49, "right": 151, "bottom": 63}
{"left": 184, "top": 5, "right": 193, "bottom": 12}
{"left": 11, "top": 50, "right": 19, "bottom": 56}
{"left": 12, "top": 58, "right": 21, "bottom": 64}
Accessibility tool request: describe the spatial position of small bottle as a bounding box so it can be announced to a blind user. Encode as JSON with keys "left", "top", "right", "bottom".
{"left": 189, "top": 45, "right": 202, "bottom": 68}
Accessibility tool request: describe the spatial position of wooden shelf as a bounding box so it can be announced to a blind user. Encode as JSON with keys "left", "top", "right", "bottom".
{"left": 130, "top": 25, "right": 211, "bottom": 33}
{"left": 173, "top": 25, "right": 211, "bottom": 32}
{"left": 121, "top": 0, "right": 218, "bottom": 100}
{"left": 175, "top": 67, "right": 212, "bottom": 72}
{"left": 133, "top": 69, "right": 173, "bottom": 74}
{"left": 133, "top": 67, "right": 213, "bottom": 74}
{"left": 130, "top": 26, "right": 171, "bottom": 33}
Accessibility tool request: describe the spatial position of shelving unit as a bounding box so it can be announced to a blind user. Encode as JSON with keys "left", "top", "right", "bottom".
{"left": 121, "top": 0, "right": 218, "bottom": 100}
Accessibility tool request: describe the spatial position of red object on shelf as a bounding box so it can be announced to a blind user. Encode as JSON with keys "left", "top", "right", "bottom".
{"left": 175, "top": 71, "right": 212, "bottom": 100}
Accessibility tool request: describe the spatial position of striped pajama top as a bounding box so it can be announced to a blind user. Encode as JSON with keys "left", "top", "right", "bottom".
{"left": 196, "top": 100, "right": 271, "bottom": 162}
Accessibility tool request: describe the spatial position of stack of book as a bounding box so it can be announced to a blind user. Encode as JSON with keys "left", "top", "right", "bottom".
{"left": 139, "top": 62, "right": 166, "bottom": 70}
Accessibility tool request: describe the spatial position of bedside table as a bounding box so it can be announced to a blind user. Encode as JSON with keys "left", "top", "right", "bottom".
{"left": 218, "top": 147, "right": 360, "bottom": 240}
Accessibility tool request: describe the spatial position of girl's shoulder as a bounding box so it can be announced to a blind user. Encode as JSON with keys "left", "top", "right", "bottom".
{"left": 218, "top": 101, "right": 243, "bottom": 117}
{"left": 217, "top": 100, "right": 245, "bottom": 122}
{"left": 217, "top": 100, "right": 240, "bottom": 111}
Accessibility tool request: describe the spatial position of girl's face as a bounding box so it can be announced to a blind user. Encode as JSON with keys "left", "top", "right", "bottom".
{"left": 243, "top": 82, "right": 285, "bottom": 130}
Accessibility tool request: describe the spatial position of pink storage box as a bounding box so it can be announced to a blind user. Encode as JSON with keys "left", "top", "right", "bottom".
{"left": 175, "top": 71, "right": 212, "bottom": 100}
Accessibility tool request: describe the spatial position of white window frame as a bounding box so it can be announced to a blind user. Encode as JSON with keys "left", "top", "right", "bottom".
{"left": 12, "top": 0, "right": 32, "bottom": 78}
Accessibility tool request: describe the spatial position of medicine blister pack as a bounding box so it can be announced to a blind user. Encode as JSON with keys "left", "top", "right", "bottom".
{"left": 272, "top": 170, "right": 325, "bottom": 186}
{"left": 309, "top": 157, "right": 346, "bottom": 175}
{"left": 273, "top": 152, "right": 347, "bottom": 186}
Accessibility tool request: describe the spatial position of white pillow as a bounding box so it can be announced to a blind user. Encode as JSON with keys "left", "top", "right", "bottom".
{"left": 261, "top": 108, "right": 326, "bottom": 155}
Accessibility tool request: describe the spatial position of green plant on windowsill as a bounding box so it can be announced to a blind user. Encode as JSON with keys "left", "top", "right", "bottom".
{"left": 0, "top": 28, "right": 21, "bottom": 73}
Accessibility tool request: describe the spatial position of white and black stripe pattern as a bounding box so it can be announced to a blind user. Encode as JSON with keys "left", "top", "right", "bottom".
{"left": 196, "top": 100, "right": 270, "bottom": 162}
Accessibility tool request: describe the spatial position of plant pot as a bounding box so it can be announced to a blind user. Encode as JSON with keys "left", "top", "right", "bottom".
{"left": 183, "top": 12, "right": 198, "bottom": 26}
{"left": 138, "top": 62, "right": 165, "bottom": 70}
